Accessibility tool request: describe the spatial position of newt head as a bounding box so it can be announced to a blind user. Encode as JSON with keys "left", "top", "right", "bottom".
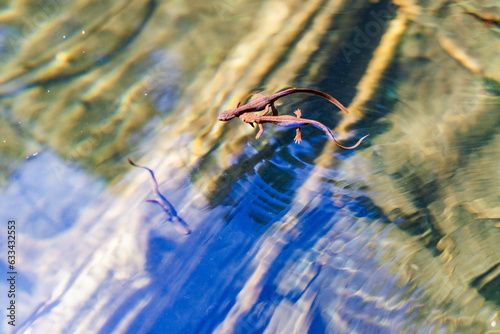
{"left": 217, "top": 109, "right": 236, "bottom": 121}
{"left": 217, "top": 100, "right": 242, "bottom": 121}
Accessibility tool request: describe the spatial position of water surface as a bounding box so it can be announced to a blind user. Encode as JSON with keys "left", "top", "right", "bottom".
{"left": 0, "top": 0, "right": 499, "bottom": 333}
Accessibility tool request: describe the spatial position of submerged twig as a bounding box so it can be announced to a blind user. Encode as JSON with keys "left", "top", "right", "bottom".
{"left": 128, "top": 158, "right": 191, "bottom": 235}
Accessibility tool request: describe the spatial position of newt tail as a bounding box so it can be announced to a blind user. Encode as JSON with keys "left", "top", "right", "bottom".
{"left": 279, "top": 88, "right": 349, "bottom": 114}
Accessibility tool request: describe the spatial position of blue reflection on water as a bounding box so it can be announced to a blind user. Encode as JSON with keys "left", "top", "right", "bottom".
{"left": 88, "top": 141, "right": 410, "bottom": 333}
{"left": 0, "top": 151, "right": 105, "bottom": 239}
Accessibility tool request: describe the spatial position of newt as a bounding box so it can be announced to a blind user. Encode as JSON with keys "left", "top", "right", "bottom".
{"left": 239, "top": 108, "right": 369, "bottom": 149}
{"left": 128, "top": 158, "right": 192, "bottom": 235}
{"left": 217, "top": 88, "right": 349, "bottom": 121}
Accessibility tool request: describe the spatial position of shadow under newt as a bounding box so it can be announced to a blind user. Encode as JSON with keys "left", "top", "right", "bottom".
{"left": 128, "top": 158, "right": 191, "bottom": 235}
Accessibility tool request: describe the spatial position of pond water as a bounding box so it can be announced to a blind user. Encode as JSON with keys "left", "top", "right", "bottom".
{"left": 0, "top": 0, "right": 499, "bottom": 333}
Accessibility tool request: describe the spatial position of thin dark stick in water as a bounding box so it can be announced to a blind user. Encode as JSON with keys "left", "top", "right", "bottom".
{"left": 128, "top": 157, "right": 191, "bottom": 235}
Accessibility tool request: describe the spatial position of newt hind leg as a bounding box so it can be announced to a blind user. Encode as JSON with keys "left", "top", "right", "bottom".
{"left": 294, "top": 127, "right": 302, "bottom": 144}
{"left": 271, "top": 103, "right": 278, "bottom": 116}
{"left": 261, "top": 104, "right": 272, "bottom": 116}
{"left": 261, "top": 103, "right": 279, "bottom": 116}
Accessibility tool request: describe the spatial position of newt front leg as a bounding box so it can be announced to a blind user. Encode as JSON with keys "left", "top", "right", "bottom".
{"left": 255, "top": 105, "right": 272, "bottom": 137}
{"left": 256, "top": 123, "right": 265, "bottom": 140}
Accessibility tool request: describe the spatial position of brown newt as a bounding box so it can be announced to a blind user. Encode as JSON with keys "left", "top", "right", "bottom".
{"left": 128, "top": 158, "right": 191, "bottom": 235}
{"left": 239, "top": 108, "right": 369, "bottom": 149}
{"left": 217, "top": 88, "right": 349, "bottom": 121}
